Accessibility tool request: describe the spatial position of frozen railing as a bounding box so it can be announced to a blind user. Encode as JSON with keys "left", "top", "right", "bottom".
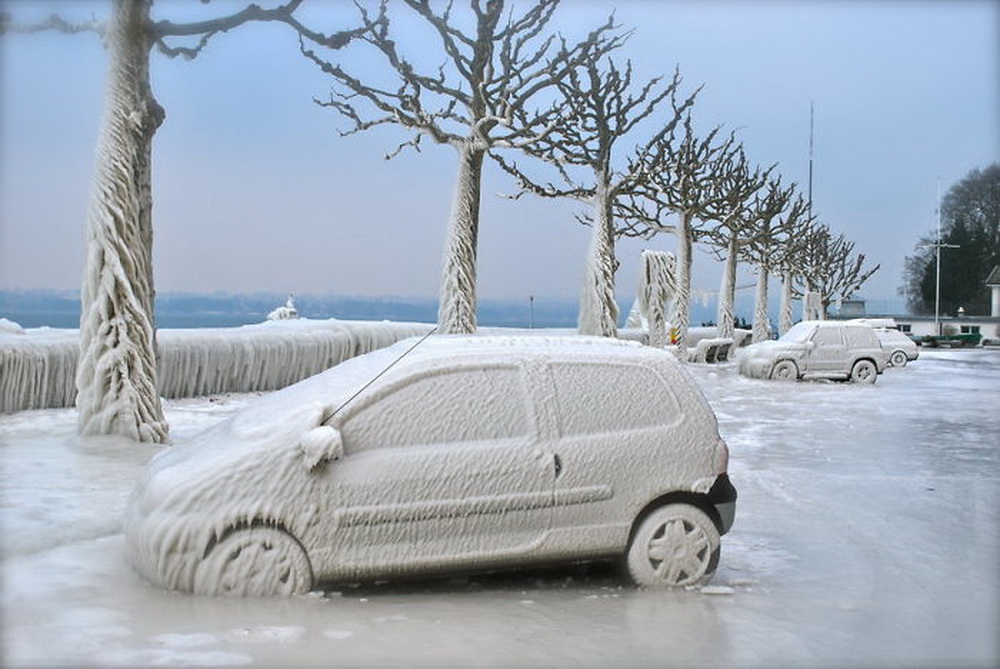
{"left": 0, "top": 319, "right": 433, "bottom": 413}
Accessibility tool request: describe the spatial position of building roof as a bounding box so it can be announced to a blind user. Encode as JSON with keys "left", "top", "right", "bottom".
{"left": 986, "top": 265, "right": 1000, "bottom": 286}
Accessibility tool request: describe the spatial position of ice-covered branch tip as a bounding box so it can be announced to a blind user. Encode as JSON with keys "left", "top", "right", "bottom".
{"left": 0, "top": 12, "right": 103, "bottom": 36}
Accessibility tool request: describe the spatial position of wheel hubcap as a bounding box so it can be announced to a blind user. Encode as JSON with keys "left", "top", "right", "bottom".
{"left": 646, "top": 518, "right": 711, "bottom": 584}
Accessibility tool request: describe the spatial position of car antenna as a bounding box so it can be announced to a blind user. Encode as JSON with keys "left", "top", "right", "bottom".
{"left": 325, "top": 326, "right": 439, "bottom": 422}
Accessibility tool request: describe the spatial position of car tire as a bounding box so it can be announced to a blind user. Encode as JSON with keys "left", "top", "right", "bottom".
{"left": 770, "top": 360, "right": 798, "bottom": 381}
{"left": 626, "top": 504, "right": 720, "bottom": 588}
{"left": 194, "top": 527, "right": 313, "bottom": 597}
{"left": 850, "top": 359, "right": 878, "bottom": 384}
{"left": 889, "top": 350, "right": 908, "bottom": 367}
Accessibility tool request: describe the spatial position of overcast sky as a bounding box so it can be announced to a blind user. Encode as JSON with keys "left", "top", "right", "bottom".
{"left": 1, "top": 0, "right": 997, "bottom": 312}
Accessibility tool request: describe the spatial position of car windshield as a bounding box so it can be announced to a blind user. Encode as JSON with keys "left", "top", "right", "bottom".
{"left": 779, "top": 322, "right": 816, "bottom": 344}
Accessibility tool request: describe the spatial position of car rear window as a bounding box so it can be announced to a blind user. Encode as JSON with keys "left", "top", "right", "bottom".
{"left": 341, "top": 365, "right": 530, "bottom": 451}
{"left": 550, "top": 362, "right": 680, "bottom": 436}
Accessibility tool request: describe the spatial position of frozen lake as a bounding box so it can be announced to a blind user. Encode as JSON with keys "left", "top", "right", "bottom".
{"left": 2, "top": 348, "right": 997, "bottom": 667}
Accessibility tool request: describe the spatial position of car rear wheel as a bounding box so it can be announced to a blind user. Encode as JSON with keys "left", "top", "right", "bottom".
{"left": 626, "top": 504, "right": 720, "bottom": 588}
{"left": 194, "top": 527, "right": 313, "bottom": 597}
{"left": 770, "top": 360, "right": 798, "bottom": 381}
{"left": 889, "top": 350, "right": 908, "bottom": 367}
{"left": 851, "top": 359, "right": 878, "bottom": 384}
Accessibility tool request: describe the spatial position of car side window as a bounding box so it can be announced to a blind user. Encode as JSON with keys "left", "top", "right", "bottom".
{"left": 845, "top": 327, "right": 878, "bottom": 348}
{"left": 340, "top": 366, "right": 530, "bottom": 452}
{"left": 550, "top": 362, "right": 679, "bottom": 436}
{"left": 811, "top": 328, "right": 843, "bottom": 347}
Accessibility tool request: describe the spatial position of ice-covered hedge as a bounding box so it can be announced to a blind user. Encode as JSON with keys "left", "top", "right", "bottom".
{"left": 0, "top": 319, "right": 432, "bottom": 413}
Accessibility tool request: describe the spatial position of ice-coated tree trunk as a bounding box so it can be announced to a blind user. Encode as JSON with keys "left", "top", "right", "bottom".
{"left": 779, "top": 271, "right": 795, "bottom": 335}
{"left": 76, "top": 0, "right": 167, "bottom": 443}
{"left": 716, "top": 234, "right": 739, "bottom": 340}
{"left": 437, "top": 144, "right": 484, "bottom": 334}
{"left": 578, "top": 181, "right": 618, "bottom": 337}
{"left": 667, "top": 212, "right": 694, "bottom": 348}
{"left": 751, "top": 266, "right": 770, "bottom": 343}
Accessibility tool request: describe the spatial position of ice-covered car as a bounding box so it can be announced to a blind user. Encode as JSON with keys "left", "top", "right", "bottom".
{"left": 874, "top": 328, "right": 919, "bottom": 367}
{"left": 738, "top": 320, "right": 888, "bottom": 383}
{"left": 127, "top": 335, "right": 736, "bottom": 596}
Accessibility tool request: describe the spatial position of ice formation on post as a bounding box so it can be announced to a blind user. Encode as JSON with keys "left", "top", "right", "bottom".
{"left": 778, "top": 272, "right": 795, "bottom": 336}
{"left": 267, "top": 295, "right": 299, "bottom": 321}
{"left": 804, "top": 289, "right": 823, "bottom": 321}
{"left": 636, "top": 250, "right": 676, "bottom": 348}
{"left": 438, "top": 146, "right": 484, "bottom": 334}
{"left": 76, "top": 0, "right": 167, "bottom": 443}
{"left": 577, "top": 190, "right": 619, "bottom": 337}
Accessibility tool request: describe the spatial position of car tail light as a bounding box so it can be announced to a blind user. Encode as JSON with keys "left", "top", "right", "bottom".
{"left": 714, "top": 436, "right": 729, "bottom": 473}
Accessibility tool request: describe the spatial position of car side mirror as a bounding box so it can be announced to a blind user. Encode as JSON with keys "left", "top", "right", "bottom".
{"left": 298, "top": 425, "right": 344, "bottom": 472}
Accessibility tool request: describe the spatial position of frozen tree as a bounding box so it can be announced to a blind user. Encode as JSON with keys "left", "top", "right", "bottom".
{"left": 626, "top": 114, "right": 727, "bottom": 348}
{"left": 776, "top": 216, "right": 817, "bottom": 333}
{"left": 298, "top": 0, "right": 618, "bottom": 334}
{"left": 495, "top": 60, "right": 695, "bottom": 336}
{"left": 703, "top": 144, "right": 772, "bottom": 339}
{"left": 3, "top": 0, "right": 336, "bottom": 442}
{"left": 75, "top": 0, "right": 167, "bottom": 441}
{"left": 738, "top": 179, "right": 805, "bottom": 343}
{"left": 793, "top": 224, "right": 880, "bottom": 318}
{"left": 901, "top": 163, "right": 1000, "bottom": 315}
{"left": 635, "top": 250, "right": 677, "bottom": 347}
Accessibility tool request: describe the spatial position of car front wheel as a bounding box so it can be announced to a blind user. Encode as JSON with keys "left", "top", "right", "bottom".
{"left": 194, "top": 527, "right": 313, "bottom": 597}
{"left": 851, "top": 359, "right": 878, "bottom": 384}
{"left": 626, "top": 504, "right": 721, "bottom": 588}
{"left": 770, "top": 360, "right": 798, "bottom": 381}
{"left": 889, "top": 350, "right": 908, "bottom": 367}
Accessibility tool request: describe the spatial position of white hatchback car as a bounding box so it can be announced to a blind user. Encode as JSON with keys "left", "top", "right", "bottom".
{"left": 127, "top": 336, "right": 736, "bottom": 596}
{"left": 739, "top": 321, "right": 889, "bottom": 383}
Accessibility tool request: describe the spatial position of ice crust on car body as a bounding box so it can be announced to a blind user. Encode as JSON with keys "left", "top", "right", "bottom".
{"left": 126, "top": 335, "right": 733, "bottom": 596}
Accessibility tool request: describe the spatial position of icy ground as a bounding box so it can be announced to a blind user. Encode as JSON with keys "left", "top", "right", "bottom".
{"left": 2, "top": 349, "right": 997, "bottom": 667}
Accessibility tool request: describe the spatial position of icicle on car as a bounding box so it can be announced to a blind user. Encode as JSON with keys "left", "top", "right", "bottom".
{"left": 126, "top": 336, "right": 737, "bottom": 596}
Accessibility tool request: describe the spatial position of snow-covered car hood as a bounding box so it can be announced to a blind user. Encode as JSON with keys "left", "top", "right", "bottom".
{"left": 742, "top": 340, "right": 806, "bottom": 358}
{"left": 152, "top": 342, "right": 409, "bottom": 472}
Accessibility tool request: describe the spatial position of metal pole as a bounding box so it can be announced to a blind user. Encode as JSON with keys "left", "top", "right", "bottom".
{"left": 808, "top": 101, "right": 814, "bottom": 218}
{"left": 935, "top": 178, "right": 941, "bottom": 336}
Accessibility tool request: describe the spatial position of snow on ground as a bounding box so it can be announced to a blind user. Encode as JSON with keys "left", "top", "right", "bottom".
{"left": 2, "top": 348, "right": 998, "bottom": 667}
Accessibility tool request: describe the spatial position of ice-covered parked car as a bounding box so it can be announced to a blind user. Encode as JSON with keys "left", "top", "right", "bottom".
{"left": 739, "top": 320, "right": 888, "bottom": 383}
{"left": 127, "top": 336, "right": 736, "bottom": 596}
{"left": 874, "top": 328, "right": 919, "bottom": 367}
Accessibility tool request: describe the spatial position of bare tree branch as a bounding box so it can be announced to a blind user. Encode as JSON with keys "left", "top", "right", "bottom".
{"left": 154, "top": 0, "right": 361, "bottom": 60}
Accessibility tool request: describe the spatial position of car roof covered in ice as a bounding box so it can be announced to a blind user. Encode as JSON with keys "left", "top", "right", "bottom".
{"left": 167, "top": 335, "right": 662, "bottom": 462}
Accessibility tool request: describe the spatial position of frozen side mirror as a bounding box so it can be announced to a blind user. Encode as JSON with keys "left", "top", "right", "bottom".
{"left": 298, "top": 426, "right": 344, "bottom": 472}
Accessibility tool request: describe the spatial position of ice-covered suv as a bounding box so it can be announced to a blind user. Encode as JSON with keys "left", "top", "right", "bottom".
{"left": 127, "top": 335, "right": 736, "bottom": 596}
{"left": 739, "top": 320, "right": 888, "bottom": 383}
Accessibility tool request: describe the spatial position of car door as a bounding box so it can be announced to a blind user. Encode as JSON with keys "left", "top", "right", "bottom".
{"left": 316, "top": 362, "right": 555, "bottom": 577}
{"left": 806, "top": 326, "right": 848, "bottom": 376}
{"left": 543, "top": 360, "right": 687, "bottom": 547}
